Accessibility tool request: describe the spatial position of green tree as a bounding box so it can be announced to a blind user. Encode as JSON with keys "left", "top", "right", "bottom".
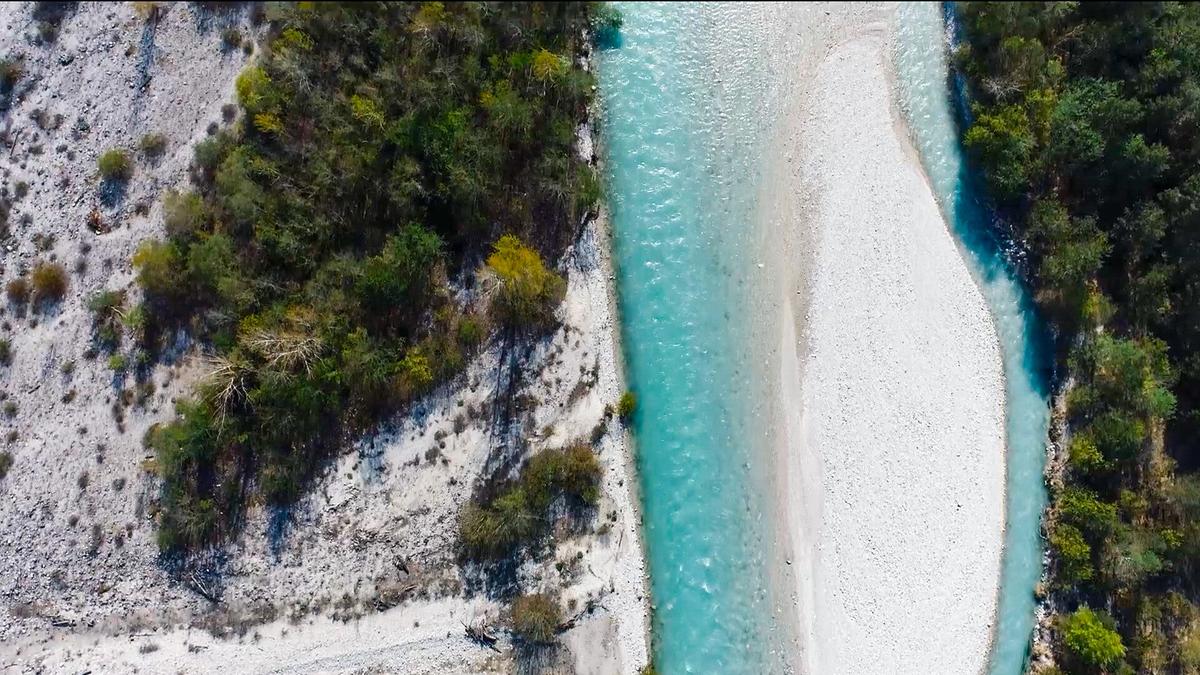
{"left": 486, "top": 234, "right": 565, "bottom": 328}
{"left": 1051, "top": 523, "right": 1094, "bottom": 585}
{"left": 963, "top": 104, "right": 1034, "bottom": 201}
{"left": 1060, "top": 607, "right": 1125, "bottom": 671}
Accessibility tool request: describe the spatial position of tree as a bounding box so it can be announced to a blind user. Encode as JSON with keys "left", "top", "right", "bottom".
{"left": 486, "top": 234, "right": 565, "bottom": 328}
{"left": 1060, "top": 607, "right": 1125, "bottom": 671}
{"left": 963, "top": 104, "right": 1034, "bottom": 201}
{"left": 1051, "top": 523, "right": 1094, "bottom": 585}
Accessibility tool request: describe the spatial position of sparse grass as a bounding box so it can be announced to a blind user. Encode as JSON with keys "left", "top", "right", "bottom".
{"left": 97, "top": 148, "right": 132, "bottom": 181}
{"left": 0, "top": 451, "right": 11, "bottom": 479}
{"left": 0, "top": 338, "right": 11, "bottom": 366}
{"left": 107, "top": 353, "right": 128, "bottom": 372}
{"left": 511, "top": 594, "right": 560, "bottom": 644}
{"left": 138, "top": 133, "right": 168, "bottom": 158}
{"left": 30, "top": 261, "right": 68, "bottom": 306}
{"left": 3, "top": 400, "right": 16, "bottom": 418}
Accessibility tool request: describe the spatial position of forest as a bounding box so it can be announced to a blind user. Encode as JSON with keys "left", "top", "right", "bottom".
{"left": 959, "top": 2, "right": 1200, "bottom": 673}
{"left": 127, "top": 2, "right": 604, "bottom": 552}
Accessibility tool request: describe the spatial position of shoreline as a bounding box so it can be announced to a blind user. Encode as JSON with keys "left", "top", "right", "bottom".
{"left": 762, "top": 5, "right": 1008, "bottom": 674}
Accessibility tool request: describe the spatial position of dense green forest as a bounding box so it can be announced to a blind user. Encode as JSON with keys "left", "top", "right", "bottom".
{"left": 128, "top": 2, "right": 606, "bottom": 551}
{"left": 958, "top": 2, "right": 1200, "bottom": 673}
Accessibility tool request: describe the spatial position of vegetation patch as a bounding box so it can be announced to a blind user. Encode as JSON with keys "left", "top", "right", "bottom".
{"left": 460, "top": 444, "right": 601, "bottom": 559}
{"left": 959, "top": 3, "right": 1200, "bottom": 671}
{"left": 139, "top": 2, "right": 600, "bottom": 552}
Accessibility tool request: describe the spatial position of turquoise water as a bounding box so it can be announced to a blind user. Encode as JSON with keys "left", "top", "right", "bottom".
{"left": 599, "top": 3, "right": 1051, "bottom": 673}
{"left": 596, "top": 4, "right": 789, "bottom": 673}
{"left": 894, "top": 4, "right": 1052, "bottom": 675}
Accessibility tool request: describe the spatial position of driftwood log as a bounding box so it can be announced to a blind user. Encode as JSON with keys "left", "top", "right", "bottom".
{"left": 463, "top": 621, "right": 501, "bottom": 652}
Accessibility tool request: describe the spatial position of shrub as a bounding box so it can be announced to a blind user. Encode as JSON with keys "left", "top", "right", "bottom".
{"left": 1067, "top": 434, "right": 1107, "bottom": 476}
{"left": 0, "top": 58, "right": 23, "bottom": 94}
{"left": 221, "top": 27, "right": 243, "bottom": 49}
{"left": 5, "top": 277, "right": 30, "bottom": 305}
{"left": 1060, "top": 607, "right": 1125, "bottom": 671}
{"left": 0, "top": 338, "right": 11, "bottom": 366}
{"left": 162, "top": 190, "right": 208, "bottom": 240}
{"left": 457, "top": 316, "right": 485, "bottom": 349}
{"left": 3, "top": 400, "right": 16, "bottom": 417}
{"left": 97, "top": 148, "right": 132, "bottom": 181}
{"left": 107, "top": 353, "right": 127, "bottom": 372}
{"left": 138, "top": 132, "right": 168, "bottom": 157}
{"left": 88, "top": 290, "right": 125, "bottom": 348}
{"left": 132, "top": 240, "right": 185, "bottom": 305}
{"left": 486, "top": 234, "right": 565, "bottom": 328}
{"left": 1050, "top": 523, "right": 1093, "bottom": 584}
{"left": 460, "top": 445, "right": 601, "bottom": 558}
{"left": 0, "top": 450, "right": 11, "bottom": 479}
{"left": 617, "top": 391, "right": 636, "bottom": 421}
{"left": 30, "top": 261, "right": 68, "bottom": 305}
{"left": 511, "top": 594, "right": 560, "bottom": 644}
{"left": 1057, "top": 487, "right": 1117, "bottom": 536}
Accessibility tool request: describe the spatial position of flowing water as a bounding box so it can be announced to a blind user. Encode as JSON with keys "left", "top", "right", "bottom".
{"left": 596, "top": 4, "right": 792, "bottom": 673}
{"left": 599, "top": 3, "right": 1051, "bottom": 673}
{"left": 894, "top": 5, "right": 1053, "bottom": 674}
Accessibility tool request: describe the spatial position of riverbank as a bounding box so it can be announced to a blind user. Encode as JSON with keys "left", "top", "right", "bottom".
{"left": 762, "top": 6, "right": 1008, "bottom": 673}
{"left": 0, "top": 3, "right": 648, "bottom": 672}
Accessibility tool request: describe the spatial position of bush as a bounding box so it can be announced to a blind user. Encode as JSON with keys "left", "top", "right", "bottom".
{"left": 511, "top": 594, "right": 560, "bottom": 644}
{"left": 1057, "top": 487, "right": 1117, "bottom": 536}
{"left": 1050, "top": 523, "right": 1093, "bottom": 585}
{"left": 88, "top": 289, "right": 125, "bottom": 348}
{"left": 221, "top": 27, "right": 243, "bottom": 49}
{"left": 1060, "top": 607, "right": 1125, "bottom": 671}
{"left": 460, "top": 445, "right": 601, "bottom": 558}
{"left": 5, "top": 277, "right": 30, "bottom": 305}
{"left": 132, "top": 240, "right": 185, "bottom": 305}
{"left": 0, "top": 58, "right": 23, "bottom": 94}
{"left": 486, "top": 234, "right": 565, "bottom": 328}
{"left": 457, "top": 316, "right": 485, "bottom": 349}
{"left": 0, "top": 450, "right": 11, "bottom": 479}
{"left": 97, "top": 148, "right": 132, "bottom": 181}
{"left": 162, "top": 190, "right": 208, "bottom": 240}
{"left": 617, "top": 391, "right": 636, "bottom": 421}
{"left": 139, "top": 132, "right": 168, "bottom": 157}
{"left": 30, "top": 261, "right": 68, "bottom": 305}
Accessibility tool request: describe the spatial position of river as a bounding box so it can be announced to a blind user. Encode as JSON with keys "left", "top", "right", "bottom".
{"left": 598, "top": 3, "right": 1051, "bottom": 673}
